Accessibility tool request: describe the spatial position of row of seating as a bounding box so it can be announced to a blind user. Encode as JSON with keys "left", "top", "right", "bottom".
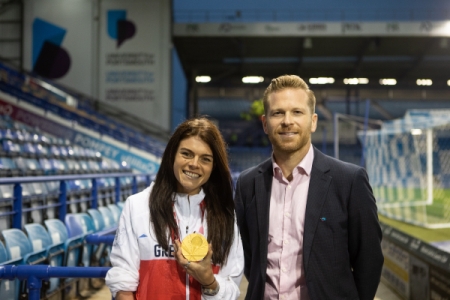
{"left": 0, "top": 127, "right": 70, "bottom": 146}
{"left": 0, "top": 203, "right": 122, "bottom": 300}
{"left": 1, "top": 139, "right": 100, "bottom": 161}
{"left": 0, "top": 63, "right": 168, "bottom": 158}
{"left": 0, "top": 175, "right": 146, "bottom": 232}
{"left": 0, "top": 156, "right": 129, "bottom": 177}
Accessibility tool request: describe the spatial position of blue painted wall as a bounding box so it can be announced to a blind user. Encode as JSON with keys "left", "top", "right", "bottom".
{"left": 174, "top": 0, "right": 450, "bottom": 22}
{"left": 171, "top": 48, "right": 188, "bottom": 132}
{"left": 174, "top": 0, "right": 450, "bottom": 11}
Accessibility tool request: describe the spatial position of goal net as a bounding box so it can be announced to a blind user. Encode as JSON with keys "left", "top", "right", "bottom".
{"left": 360, "top": 109, "right": 450, "bottom": 228}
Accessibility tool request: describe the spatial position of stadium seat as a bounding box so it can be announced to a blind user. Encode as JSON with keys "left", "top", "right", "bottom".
{"left": 86, "top": 208, "right": 114, "bottom": 268}
{"left": 87, "top": 209, "right": 105, "bottom": 232}
{"left": 35, "top": 143, "right": 50, "bottom": 157}
{"left": 21, "top": 142, "right": 37, "bottom": 158}
{"left": 13, "top": 157, "right": 44, "bottom": 176}
{"left": 1, "top": 228, "right": 47, "bottom": 265}
{"left": 0, "top": 157, "right": 19, "bottom": 176}
{"left": 107, "top": 204, "right": 121, "bottom": 224}
{"left": 2, "top": 140, "right": 21, "bottom": 157}
{"left": 65, "top": 213, "right": 95, "bottom": 268}
{"left": 97, "top": 206, "right": 116, "bottom": 229}
{"left": 0, "top": 240, "right": 21, "bottom": 300}
{"left": 116, "top": 201, "right": 124, "bottom": 211}
{"left": 24, "top": 223, "right": 65, "bottom": 295}
{"left": 44, "top": 219, "right": 83, "bottom": 268}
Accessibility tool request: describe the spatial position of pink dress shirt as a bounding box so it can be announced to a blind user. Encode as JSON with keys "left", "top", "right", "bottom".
{"left": 264, "top": 145, "right": 314, "bottom": 300}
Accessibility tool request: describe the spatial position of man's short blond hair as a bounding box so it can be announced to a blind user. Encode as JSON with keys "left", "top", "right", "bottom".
{"left": 263, "top": 75, "right": 316, "bottom": 114}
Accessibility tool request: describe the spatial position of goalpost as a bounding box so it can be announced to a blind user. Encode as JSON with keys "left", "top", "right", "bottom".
{"left": 356, "top": 109, "right": 450, "bottom": 228}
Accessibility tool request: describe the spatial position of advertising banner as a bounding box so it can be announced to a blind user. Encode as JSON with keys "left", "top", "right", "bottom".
{"left": 380, "top": 223, "right": 450, "bottom": 299}
{"left": 23, "top": 0, "right": 94, "bottom": 95}
{"left": 23, "top": 0, "right": 172, "bottom": 131}
{"left": 174, "top": 21, "right": 450, "bottom": 37}
{"left": 98, "top": 0, "right": 171, "bottom": 130}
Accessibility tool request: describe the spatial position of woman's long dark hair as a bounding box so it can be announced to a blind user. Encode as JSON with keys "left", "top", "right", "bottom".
{"left": 149, "top": 118, "right": 235, "bottom": 266}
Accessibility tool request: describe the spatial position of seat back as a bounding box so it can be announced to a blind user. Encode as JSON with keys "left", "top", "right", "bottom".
{"left": 2, "top": 228, "right": 46, "bottom": 265}
{"left": 24, "top": 223, "right": 64, "bottom": 293}
{"left": 23, "top": 223, "right": 53, "bottom": 251}
{"left": 0, "top": 239, "right": 8, "bottom": 262}
{"left": 44, "top": 219, "right": 82, "bottom": 268}
{"left": 87, "top": 209, "right": 105, "bottom": 232}
{"left": 107, "top": 204, "right": 121, "bottom": 223}
{"left": 2, "top": 228, "right": 31, "bottom": 261}
{"left": 98, "top": 206, "right": 115, "bottom": 228}
{"left": 65, "top": 213, "right": 95, "bottom": 267}
{"left": 0, "top": 240, "right": 20, "bottom": 300}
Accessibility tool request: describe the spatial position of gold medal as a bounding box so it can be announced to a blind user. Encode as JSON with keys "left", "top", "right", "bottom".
{"left": 181, "top": 232, "right": 208, "bottom": 261}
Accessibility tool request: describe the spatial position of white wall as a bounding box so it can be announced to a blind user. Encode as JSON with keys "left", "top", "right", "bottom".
{"left": 23, "top": 0, "right": 172, "bottom": 131}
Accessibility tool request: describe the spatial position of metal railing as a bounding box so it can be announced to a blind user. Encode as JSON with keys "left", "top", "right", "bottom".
{"left": 0, "top": 265, "right": 110, "bottom": 300}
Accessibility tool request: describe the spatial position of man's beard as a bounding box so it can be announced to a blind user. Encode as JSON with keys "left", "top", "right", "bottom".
{"left": 268, "top": 130, "right": 310, "bottom": 154}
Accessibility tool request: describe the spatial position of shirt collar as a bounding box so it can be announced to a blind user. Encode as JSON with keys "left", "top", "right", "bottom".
{"left": 272, "top": 144, "right": 314, "bottom": 178}
{"left": 173, "top": 188, "right": 205, "bottom": 206}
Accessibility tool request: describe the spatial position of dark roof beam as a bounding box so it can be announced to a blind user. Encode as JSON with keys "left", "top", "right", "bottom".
{"left": 397, "top": 40, "right": 435, "bottom": 82}
{"left": 347, "top": 37, "right": 378, "bottom": 78}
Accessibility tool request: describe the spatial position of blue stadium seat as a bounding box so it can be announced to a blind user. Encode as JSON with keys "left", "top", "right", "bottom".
{"left": 65, "top": 159, "right": 80, "bottom": 173}
{"left": 38, "top": 158, "right": 53, "bottom": 175}
{"left": 0, "top": 240, "right": 21, "bottom": 300}
{"left": 35, "top": 143, "right": 50, "bottom": 157}
{"left": 2, "top": 140, "right": 21, "bottom": 157}
{"left": 1, "top": 228, "right": 47, "bottom": 265}
{"left": 50, "top": 145, "right": 62, "bottom": 157}
{"left": 65, "top": 213, "right": 95, "bottom": 268}
{"left": 78, "top": 160, "right": 90, "bottom": 173}
{"left": 87, "top": 209, "right": 105, "bottom": 232}
{"left": 97, "top": 206, "right": 116, "bottom": 228}
{"left": 88, "top": 160, "right": 101, "bottom": 173}
{"left": 44, "top": 219, "right": 83, "bottom": 269}
{"left": 0, "top": 157, "right": 19, "bottom": 176}
{"left": 21, "top": 142, "right": 37, "bottom": 158}
{"left": 13, "top": 157, "right": 44, "bottom": 176}
{"left": 107, "top": 204, "right": 121, "bottom": 224}
{"left": 24, "top": 223, "right": 65, "bottom": 295}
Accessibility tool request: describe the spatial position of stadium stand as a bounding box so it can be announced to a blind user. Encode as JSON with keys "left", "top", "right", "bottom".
{"left": 0, "top": 112, "right": 153, "bottom": 299}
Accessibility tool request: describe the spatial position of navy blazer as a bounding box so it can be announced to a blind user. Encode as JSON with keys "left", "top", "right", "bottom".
{"left": 235, "top": 147, "right": 383, "bottom": 300}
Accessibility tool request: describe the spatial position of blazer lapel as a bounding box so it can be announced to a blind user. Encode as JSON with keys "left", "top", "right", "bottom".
{"left": 303, "top": 149, "right": 331, "bottom": 273}
{"left": 255, "top": 159, "right": 273, "bottom": 281}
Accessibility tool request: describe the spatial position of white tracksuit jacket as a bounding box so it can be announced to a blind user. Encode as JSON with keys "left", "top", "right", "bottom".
{"left": 105, "top": 183, "right": 244, "bottom": 299}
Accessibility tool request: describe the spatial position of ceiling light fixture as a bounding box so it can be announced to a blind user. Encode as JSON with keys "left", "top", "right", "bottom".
{"left": 379, "top": 78, "right": 397, "bottom": 86}
{"left": 195, "top": 76, "right": 211, "bottom": 83}
{"left": 343, "top": 78, "right": 369, "bottom": 85}
{"left": 242, "top": 76, "right": 264, "bottom": 83}
{"left": 411, "top": 129, "right": 423, "bottom": 135}
{"left": 416, "top": 79, "right": 432, "bottom": 86}
{"left": 309, "top": 77, "right": 335, "bottom": 84}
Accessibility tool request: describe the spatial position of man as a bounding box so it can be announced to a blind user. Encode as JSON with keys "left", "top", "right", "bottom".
{"left": 234, "top": 75, "right": 383, "bottom": 300}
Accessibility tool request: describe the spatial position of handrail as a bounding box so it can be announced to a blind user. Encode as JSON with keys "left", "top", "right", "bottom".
{"left": 0, "top": 265, "right": 110, "bottom": 300}
{"left": 85, "top": 227, "right": 117, "bottom": 245}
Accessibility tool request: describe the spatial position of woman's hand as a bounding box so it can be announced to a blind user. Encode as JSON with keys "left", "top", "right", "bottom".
{"left": 115, "top": 291, "right": 136, "bottom": 300}
{"left": 174, "top": 239, "right": 217, "bottom": 289}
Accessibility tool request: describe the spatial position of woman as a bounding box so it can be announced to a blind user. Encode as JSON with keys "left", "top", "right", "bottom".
{"left": 106, "top": 118, "right": 244, "bottom": 299}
